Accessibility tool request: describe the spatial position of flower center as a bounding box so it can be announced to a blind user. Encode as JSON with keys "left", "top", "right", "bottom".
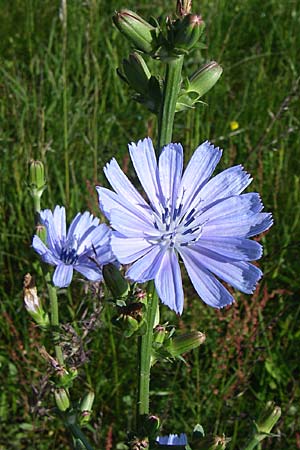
{"left": 60, "top": 236, "right": 79, "bottom": 264}
{"left": 152, "top": 203, "right": 203, "bottom": 248}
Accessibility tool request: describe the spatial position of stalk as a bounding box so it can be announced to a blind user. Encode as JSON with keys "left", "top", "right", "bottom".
{"left": 137, "top": 54, "right": 184, "bottom": 428}
{"left": 158, "top": 55, "right": 184, "bottom": 148}
{"left": 46, "top": 274, "right": 64, "bottom": 366}
{"left": 138, "top": 281, "right": 159, "bottom": 417}
{"left": 67, "top": 422, "right": 95, "bottom": 450}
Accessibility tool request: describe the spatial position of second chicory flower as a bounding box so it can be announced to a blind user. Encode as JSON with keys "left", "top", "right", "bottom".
{"left": 32, "top": 206, "right": 115, "bottom": 287}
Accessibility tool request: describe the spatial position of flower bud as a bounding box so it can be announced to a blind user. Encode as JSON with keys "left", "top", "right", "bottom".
{"left": 255, "top": 401, "right": 281, "bottom": 435}
{"left": 189, "top": 61, "right": 223, "bottom": 97}
{"left": 153, "top": 325, "right": 167, "bottom": 346}
{"left": 113, "top": 9, "right": 155, "bottom": 53}
{"left": 103, "top": 263, "right": 130, "bottom": 299}
{"left": 54, "top": 388, "right": 70, "bottom": 412}
{"left": 176, "top": 0, "right": 192, "bottom": 17}
{"left": 122, "top": 53, "right": 151, "bottom": 95}
{"left": 173, "top": 14, "right": 205, "bottom": 52}
{"left": 79, "top": 391, "right": 95, "bottom": 425}
{"left": 28, "top": 160, "right": 46, "bottom": 198}
{"left": 144, "top": 415, "right": 161, "bottom": 440}
{"left": 23, "top": 274, "right": 49, "bottom": 328}
{"left": 165, "top": 331, "right": 206, "bottom": 358}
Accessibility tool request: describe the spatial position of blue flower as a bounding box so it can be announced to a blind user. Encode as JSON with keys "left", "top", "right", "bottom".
{"left": 156, "top": 433, "right": 188, "bottom": 446}
{"left": 97, "top": 138, "right": 273, "bottom": 314}
{"left": 32, "top": 206, "right": 114, "bottom": 287}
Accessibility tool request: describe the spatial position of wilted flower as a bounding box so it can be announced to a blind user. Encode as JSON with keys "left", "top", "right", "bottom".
{"left": 97, "top": 138, "right": 272, "bottom": 314}
{"left": 157, "top": 433, "right": 188, "bottom": 445}
{"left": 32, "top": 206, "right": 114, "bottom": 288}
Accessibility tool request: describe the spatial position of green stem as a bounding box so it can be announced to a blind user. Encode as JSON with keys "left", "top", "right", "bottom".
{"left": 137, "top": 54, "right": 184, "bottom": 430}
{"left": 46, "top": 273, "right": 64, "bottom": 366}
{"left": 67, "top": 422, "right": 95, "bottom": 450}
{"left": 158, "top": 55, "right": 184, "bottom": 148}
{"left": 242, "top": 435, "right": 263, "bottom": 450}
{"left": 138, "top": 281, "right": 159, "bottom": 418}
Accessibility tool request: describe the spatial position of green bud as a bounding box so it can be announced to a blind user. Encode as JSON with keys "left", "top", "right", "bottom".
{"left": 165, "top": 331, "right": 206, "bottom": 358}
{"left": 255, "top": 401, "right": 281, "bottom": 435}
{"left": 103, "top": 263, "right": 130, "bottom": 299}
{"left": 122, "top": 53, "right": 151, "bottom": 95}
{"left": 29, "top": 160, "right": 46, "bottom": 191}
{"left": 153, "top": 325, "right": 167, "bottom": 346}
{"left": 113, "top": 9, "right": 155, "bottom": 53}
{"left": 173, "top": 14, "right": 205, "bottom": 52}
{"left": 28, "top": 160, "right": 46, "bottom": 215}
{"left": 54, "top": 388, "right": 70, "bottom": 412}
{"left": 79, "top": 391, "right": 95, "bottom": 425}
{"left": 189, "top": 61, "right": 223, "bottom": 97}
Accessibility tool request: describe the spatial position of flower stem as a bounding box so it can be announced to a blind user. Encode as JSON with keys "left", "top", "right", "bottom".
{"left": 138, "top": 281, "right": 159, "bottom": 419}
{"left": 242, "top": 435, "right": 263, "bottom": 450}
{"left": 158, "top": 55, "right": 184, "bottom": 149}
{"left": 67, "top": 422, "right": 95, "bottom": 450}
{"left": 45, "top": 273, "right": 64, "bottom": 366}
{"left": 137, "top": 54, "right": 184, "bottom": 431}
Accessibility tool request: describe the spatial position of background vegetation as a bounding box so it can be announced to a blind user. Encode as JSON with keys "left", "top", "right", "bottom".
{"left": 0, "top": 0, "right": 299, "bottom": 448}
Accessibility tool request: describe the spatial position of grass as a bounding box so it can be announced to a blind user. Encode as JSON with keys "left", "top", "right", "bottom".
{"left": 0, "top": 0, "right": 299, "bottom": 448}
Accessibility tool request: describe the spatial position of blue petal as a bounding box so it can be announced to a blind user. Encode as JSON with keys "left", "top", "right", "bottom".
{"left": 128, "top": 138, "right": 162, "bottom": 212}
{"left": 97, "top": 186, "right": 153, "bottom": 225}
{"left": 202, "top": 212, "right": 273, "bottom": 238}
{"left": 110, "top": 206, "right": 157, "bottom": 238}
{"left": 112, "top": 234, "right": 154, "bottom": 263}
{"left": 126, "top": 245, "right": 163, "bottom": 282}
{"left": 154, "top": 249, "right": 184, "bottom": 314}
{"left": 53, "top": 205, "right": 67, "bottom": 241}
{"left": 77, "top": 222, "right": 109, "bottom": 256}
{"left": 67, "top": 211, "right": 99, "bottom": 242}
{"left": 179, "top": 141, "right": 222, "bottom": 215}
{"left": 53, "top": 263, "right": 74, "bottom": 287}
{"left": 32, "top": 235, "right": 59, "bottom": 265}
{"left": 103, "top": 158, "right": 148, "bottom": 208}
{"left": 179, "top": 246, "right": 234, "bottom": 308}
{"left": 197, "top": 236, "right": 263, "bottom": 261}
{"left": 40, "top": 208, "right": 61, "bottom": 256}
{"left": 158, "top": 143, "right": 183, "bottom": 209}
{"left": 199, "top": 193, "right": 263, "bottom": 224}
{"left": 199, "top": 165, "right": 252, "bottom": 208}
{"left": 75, "top": 263, "right": 102, "bottom": 281}
{"left": 184, "top": 245, "right": 262, "bottom": 294}
{"left": 246, "top": 213, "right": 273, "bottom": 237}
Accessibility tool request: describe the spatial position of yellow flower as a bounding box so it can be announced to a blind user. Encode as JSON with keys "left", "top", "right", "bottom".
{"left": 230, "top": 120, "right": 239, "bottom": 131}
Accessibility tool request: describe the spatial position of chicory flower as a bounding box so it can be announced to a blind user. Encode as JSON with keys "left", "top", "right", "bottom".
{"left": 97, "top": 138, "right": 272, "bottom": 314}
{"left": 32, "top": 206, "right": 114, "bottom": 287}
{"left": 156, "top": 433, "right": 188, "bottom": 446}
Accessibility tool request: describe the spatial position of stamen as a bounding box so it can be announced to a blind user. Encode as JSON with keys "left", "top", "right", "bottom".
{"left": 184, "top": 216, "right": 195, "bottom": 227}
{"left": 184, "top": 208, "right": 195, "bottom": 222}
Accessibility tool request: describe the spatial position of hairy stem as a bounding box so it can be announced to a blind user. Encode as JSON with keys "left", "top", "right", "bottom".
{"left": 158, "top": 55, "right": 184, "bottom": 149}
{"left": 138, "top": 281, "right": 159, "bottom": 418}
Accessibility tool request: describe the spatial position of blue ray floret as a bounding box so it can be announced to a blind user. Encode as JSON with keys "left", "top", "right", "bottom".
{"left": 97, "top": 138, "right": 273, "bottom": 314}
{"left": 32, "top": 206, "right": 114, "bottom": 287}
{"left": 156, "top": 433, "right": 188, "bottom": 446}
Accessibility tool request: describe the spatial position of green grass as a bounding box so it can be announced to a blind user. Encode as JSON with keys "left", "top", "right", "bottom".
{"left": 0, "top": 0, "right": 299, "bottom": 448}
